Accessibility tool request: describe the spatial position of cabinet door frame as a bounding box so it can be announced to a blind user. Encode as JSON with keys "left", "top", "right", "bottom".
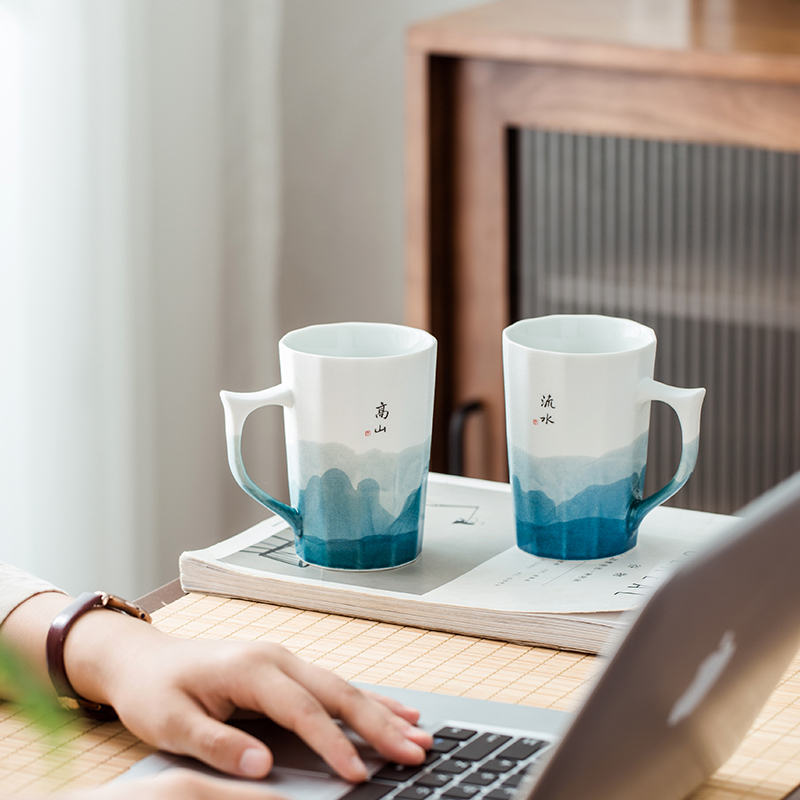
{"left": 407, "top": 48, "right": 800, "bottom": 480}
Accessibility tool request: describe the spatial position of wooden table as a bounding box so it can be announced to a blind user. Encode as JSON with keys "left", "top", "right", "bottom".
{"left": 2, "top": 592, "right": 800, "bottom": 798}
{"left": 406, "top": 0, "right": 800, "bottom": 482}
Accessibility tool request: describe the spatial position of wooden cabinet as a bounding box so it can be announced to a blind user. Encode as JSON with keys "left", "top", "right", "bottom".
{"left": 406, "top": 0, "right": 800, "bottom": 494}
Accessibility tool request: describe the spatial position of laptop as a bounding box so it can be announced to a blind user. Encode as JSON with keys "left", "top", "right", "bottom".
{"left": 123, "top": 471, "right": 800, "bottom": 800}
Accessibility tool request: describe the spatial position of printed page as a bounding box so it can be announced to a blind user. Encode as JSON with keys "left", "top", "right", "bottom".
{"left": 423, "top": 503, "right": 731, "bottom": 613}
{"left": 206, "top": 474, "right": 735, "bottom": 614}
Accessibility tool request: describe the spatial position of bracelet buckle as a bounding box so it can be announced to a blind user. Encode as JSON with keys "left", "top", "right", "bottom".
{"left": 46, "top": 591, "right": 151, "bottom": 721}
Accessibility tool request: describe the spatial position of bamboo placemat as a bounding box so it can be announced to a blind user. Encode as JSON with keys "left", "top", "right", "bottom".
{"left": 1, "top": 592, "right": 799, "bottom": 798}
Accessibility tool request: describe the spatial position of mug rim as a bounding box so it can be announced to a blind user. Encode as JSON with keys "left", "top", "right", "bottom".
{"left": 280, "top": 321, "right": 436, "bottom": 359}
{"left": 503, "top": 314, "right": 655, "bottom": 356}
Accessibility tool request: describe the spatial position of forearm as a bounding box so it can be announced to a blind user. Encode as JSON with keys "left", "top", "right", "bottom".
{"left": 0, "top": 591, "right": 69, "bottom": 699}
{"left": 0, "top": 590, "right": 163, "bottom": 707}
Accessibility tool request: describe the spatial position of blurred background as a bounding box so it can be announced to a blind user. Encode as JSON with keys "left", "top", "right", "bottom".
{"left": 0, "top": 0, "right": 484, "bottom": 597}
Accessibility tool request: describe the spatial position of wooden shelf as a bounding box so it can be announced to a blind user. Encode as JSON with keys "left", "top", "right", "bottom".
{"left": 406, "top": 0, "right": 800, "bottom": 482}
{"left": 409, "top": 0, "right": 800, "bottom": 82}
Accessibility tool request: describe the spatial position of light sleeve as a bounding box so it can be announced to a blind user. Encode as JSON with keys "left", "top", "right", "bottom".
{"left": 0, "top": 563, "right": 63, "bottom": 627}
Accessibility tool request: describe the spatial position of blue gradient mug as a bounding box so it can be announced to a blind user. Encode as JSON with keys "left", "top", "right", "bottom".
{"left": 221, "top": 322, "right": 437, "bottom": 570}
{"left": 503, "top": 315, "right": 705, "bottom": 560}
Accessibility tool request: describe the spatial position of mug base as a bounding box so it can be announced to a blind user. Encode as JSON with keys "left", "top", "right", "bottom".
{"left": 295, "top": 531, "right": 422, "bottom": 571}
{"left": 516, "top": 518, "right": 638, "bottom": 560}
{"left": 299, "top": 553, "right": 422, "bottom": 572}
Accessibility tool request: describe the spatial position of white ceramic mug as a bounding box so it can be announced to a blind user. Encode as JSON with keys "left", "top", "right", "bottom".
{"left": 221, "top": 322, "right": 437, "bottom": 570}
{"left": 503, "top": 314, "right": 705, "bottom": 560}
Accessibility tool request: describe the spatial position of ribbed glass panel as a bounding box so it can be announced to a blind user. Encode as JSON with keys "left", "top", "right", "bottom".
{"left": 517, "top": 130, "right": 800, "bottom": 514}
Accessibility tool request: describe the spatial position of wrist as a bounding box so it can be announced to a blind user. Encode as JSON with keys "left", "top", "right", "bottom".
{"left": 49, "top": 593, "right": 152, "bottom": 718}
{"left": 62, "top": 599, "right": 160, "bottom": 711}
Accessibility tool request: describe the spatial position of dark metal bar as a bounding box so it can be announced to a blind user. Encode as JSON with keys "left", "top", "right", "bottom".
{"left": 517, "top": 128, "right": 800, "bottom": 514}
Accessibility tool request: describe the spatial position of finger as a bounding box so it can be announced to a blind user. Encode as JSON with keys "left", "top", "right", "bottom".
{"left": 156, "top": 699, "right": 273, "bottom": 779}
{"left": 149, "top": 771, "right": 288, "bottom": 800}
{"left": 361, "top": 689, "right": 433, "bottom": 750}
{"left": 326, "top": 681, "right": 433, "bottom": 757}
{"left": 365, "top": 693, "right": 434, "bottom": 747}
{"left": 365, "top": 690, "right": 423, "bottom": 725}
{"left": 271, "top": 655, "right": 431, "bottom": 762}
{"left": 242, "top": 665, "right": 371, "bottom": 783}
{"left": 361, "top": 693, "right": 432, "bottom": 750}
{"left": 80, "top": 770, "right": 291, "bottom": 800}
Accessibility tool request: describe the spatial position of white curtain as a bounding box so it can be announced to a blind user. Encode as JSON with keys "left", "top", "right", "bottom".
{"left": 0, "top": 0, "right": 283, "bottom": 597}
{"left": 0, "top": 0, "right": 493, "bottom": 599}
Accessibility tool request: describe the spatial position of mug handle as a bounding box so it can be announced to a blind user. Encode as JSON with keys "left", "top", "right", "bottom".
{"left": 220, "top": 386, "right": 303, "bottom": 537}
{"left": 628, "top": 378, "right": 706, "bottom": 531}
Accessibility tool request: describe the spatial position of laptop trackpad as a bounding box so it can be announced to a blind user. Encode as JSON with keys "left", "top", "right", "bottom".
{"left": 230, "top": 716, "right": 384, "bottom": 777}
{"left": 120, "top": 716, "right": 385, "bottom": 800}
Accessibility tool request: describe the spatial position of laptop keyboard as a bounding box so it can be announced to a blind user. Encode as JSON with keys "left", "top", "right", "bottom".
{"left": 343, "top": 726, "right": 550, "bottom": 800}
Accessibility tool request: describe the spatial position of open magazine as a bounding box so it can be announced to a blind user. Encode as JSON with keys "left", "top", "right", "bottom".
{"left": 180, "top": 473, "right": 734, "bottom": 653}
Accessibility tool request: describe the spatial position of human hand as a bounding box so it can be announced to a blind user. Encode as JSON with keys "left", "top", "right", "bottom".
{"left": 58, "top": 769, "right": 292, "bottom": 799}
{"left": 64, "top": 612, "right": 432, "bottom": 782}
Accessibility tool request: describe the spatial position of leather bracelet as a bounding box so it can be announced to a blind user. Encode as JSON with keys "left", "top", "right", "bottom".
{"left": 46, "top": 591, "right": 152, "bottom": 720}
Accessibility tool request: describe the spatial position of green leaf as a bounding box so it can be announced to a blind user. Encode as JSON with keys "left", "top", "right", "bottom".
{"left": 0, "top": 639, "right": 76, "bottom": 741}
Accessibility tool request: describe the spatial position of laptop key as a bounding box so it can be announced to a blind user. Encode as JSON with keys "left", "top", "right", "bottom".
{"left": 414, "top": 773, "right": 454, "bottom": 788}
{"left": 486, "top": 788, "right": 517, "bottom": 800}
{"left": 397, "top": 786, "right": 435, "bottom": 799}
{"left": 341, "top": 782, "right": 396, "bottom": 800}
{"left": 435, "top": 727, "right": 478, "bottom": 741}
{"left": 461, "top": 770, "right": 497, "bottom": 786}
{"left": 456, "top": 733, "right": 512, "bottom": 761}
{"left": 497, "top": 738, "right": 547, "bottom": 761}
{"left": 501, "top": 773, "right": 525, "bottom": 788}
{"left": 374, "top": 763, "right": 427, "bottom": 782}
{"left": 431, "top": 737, "right": 461, "bottom": 754}
{"left": 435, "top": 759, "right": 472, "bottom": 774}
{"left": 481, "top": 759, "right": 516, "bottom": 774}
{"left": 442, "top": 785, "right": 482, "bottom": 799}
